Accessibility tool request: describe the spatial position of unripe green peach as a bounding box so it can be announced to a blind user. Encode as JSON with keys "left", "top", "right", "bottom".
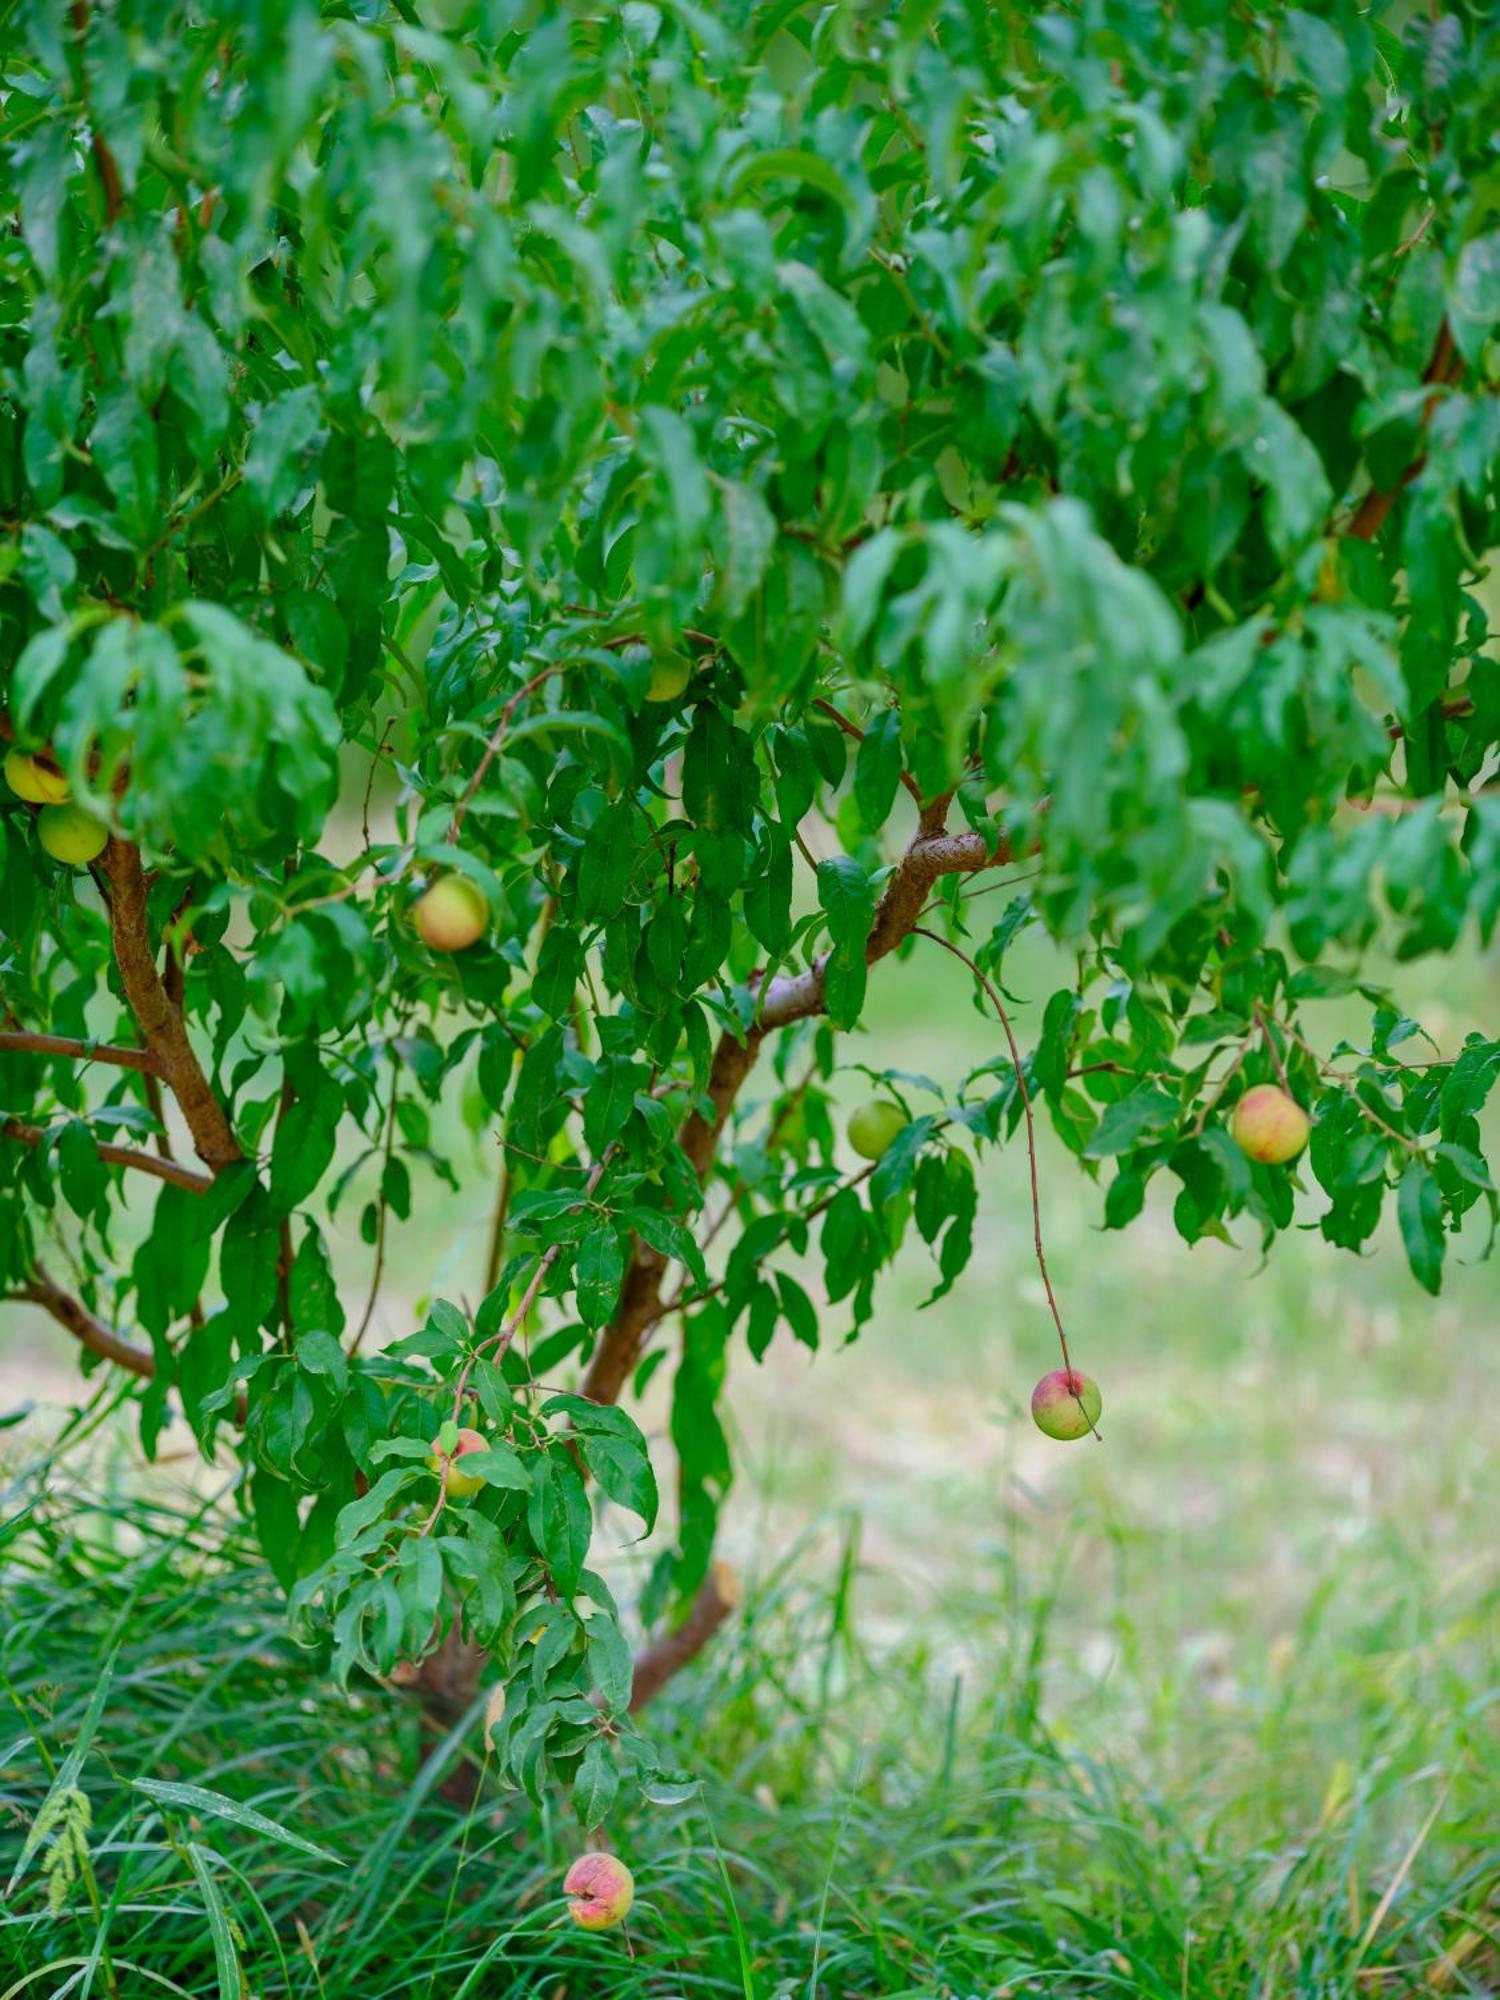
{"left": 645, "top": 650, "right": 692, "bottom": 702}
{"left": 1030, "top": 1368, "right": 1102, "bottom": 1441}
{"left": 428, "top": 1426, "right": 488, "bottom": 1500}
{"left": 37, "top": 803, "right": 108, "bottom": 865}
{"left": 1229, "top": 1084, "right": 1309, "bottom": 1165}
{"left": 847, "top": 1098, "right": 906, "bottom": 1161}
{"left": 564, "top": 1852, "right": 634, "bottom": 1931}
{"left": 4, "top": 748, "right": 70, "bottom": 804}
{"left": 413, "top": 875, "right": 488, "bottom": 952}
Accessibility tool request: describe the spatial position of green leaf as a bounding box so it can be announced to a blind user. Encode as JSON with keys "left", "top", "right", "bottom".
{"left": 245, "top": 385, "right": 323, "bottom": 523}
{"left": 575, "top": 1228, "right": 625, "bottom": 1330}
{"left": 132, "top": 1780, "right": 337, "bottom": 1862}
{"left": 854, "top": 710, "right": 903, "bottom": 829}
{"left": 1085, "top": 1090, "right": 1180, "bottom": 1157}
{"left": 527, "top": 1453, "right": 591, "bottom": 1598}
{"left": 572, "top": 1738, "right": 619, "bottom": 1830}
{"left": 185, "top": 1844, "right": 243, "bottom": 2000}
{"left": 270, "top": 1055, "right": 343, "bottom": 1218}
{"left": 1396, "top": 1161, "right": 1445, "bottom": 1295}
{"left": 578, "top": 1428, "right": 658, "bottom": 1534}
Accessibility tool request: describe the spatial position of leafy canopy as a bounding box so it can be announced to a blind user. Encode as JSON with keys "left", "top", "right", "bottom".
{"left": 2, "top": 0, "right": 1498, "bottom": 1820}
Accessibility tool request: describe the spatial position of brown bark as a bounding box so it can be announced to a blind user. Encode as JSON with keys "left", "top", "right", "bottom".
{"left": 629, "top": 1562, "right": 743, "bottom": 1713}
{"left": 16, "top": 1263, "right": 155, "bottom": 1379}
{"left": 4, "top": 1118, "right": 213, "bottom": 1195}
{"left": 100, "top": 839, "right": 240, "bottom": 1171}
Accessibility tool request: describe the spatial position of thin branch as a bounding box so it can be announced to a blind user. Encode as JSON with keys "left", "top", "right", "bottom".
{"left": 447, "top": 666, "right": 561, "bottom": 847}
{"left": 1253, "top": 1003, "right": 1293, "bottom": 1094}
{"left": 349, "top": 1077, "right": 400, "bottom": 1357}
{"left": 911, "top": 926, "right": 1100, "bottom": 1441}
{"left": 483, "top": 1157, "right": 514, "bottom": 1296}
{"left": 3, "top": 1118, "right": 213, "bottom": 1195}
{"left": 15, "top": 1264, "right": 154, "bottom": 1379}
{"left": 0, "top": 1032, "right": 161, "bottom": 1075}
{"left": 810, "top": 698, "right": 924, "bottom": 806}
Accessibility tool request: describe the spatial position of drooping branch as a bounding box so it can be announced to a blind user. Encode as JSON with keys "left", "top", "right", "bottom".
{"left": 580, "top": 815, "right": 1020, "bottom": 1405}
{"left": 628, "top": 1562, "right": 742, "bottom": 1712}
{"left": 14, "top": 1263, "right": 155, "bottom": 1379}
{"left": 99, "top": 838, "right": 240, "bottom": 1171}
{"left": 4, "top": 1118, "right": 214, "bottom": 1195}
{"left": 0, "top": 1032, "right": 162, "bottom": 1075}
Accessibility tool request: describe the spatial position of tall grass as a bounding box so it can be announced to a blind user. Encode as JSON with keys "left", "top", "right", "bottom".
{"left": 2, "top": 1463, "right": 1496, "bottom": 1999}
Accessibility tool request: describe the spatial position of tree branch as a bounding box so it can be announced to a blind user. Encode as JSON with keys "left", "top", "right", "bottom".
{"left": 1345, "top": 319, "right": 1461, "bottom": 544}
{"left": 579, "top": 819, "right": 1020, "bottom": 1404}
{"left": 629, "top": 1561, "right": 742, "bottom": 1713}
{"left": 14, "top": 1263, "right": 155, "bottom": 1379}
{"left": 0, "top": 1032, "right": 162, "bottom": 1075}
{"left": 100, "top": 839, "right": 240, "bottom": 1171}
{"left": 3, "top": 1118, "right": 214, "bottom": 1195}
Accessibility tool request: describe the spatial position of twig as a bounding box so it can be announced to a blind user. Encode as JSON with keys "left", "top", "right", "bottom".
{"left": 0, "top": 1032, "right": 161, "bottom": 1075}
{"left": 363, "top": 717, "right": 396, "bottom": 852}
{"left": 1283, "top": 1024, "right": 1424, "bottom": 1154}
{"left": 1253, "top": 1004, "right": 1293, "bottom": 1094}
{"left": 810, "top": 698, "right": 924, "bottom": 806}
{"left": 483, "top": 1158, "right": 514, "bottom": 1296}
{"left": 912, "top": 927, "right": 1100, "bottom": 1440}
{"left": 447, "top": 666, "right": 561, "bottom": 847}
{"left": 3, "top": 1118, "right": 213, "bottom": 1195}
{"left": 1187, "top": 1033, "right": 1254, "bottom": 1141}
{"left": 349, "top": 1078, "right": 400, "bottom": 1357}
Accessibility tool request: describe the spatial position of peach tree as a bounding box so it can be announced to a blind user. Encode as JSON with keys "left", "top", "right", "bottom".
{"left": 2, "top": 0, "right": 1498, "bottom": 1828}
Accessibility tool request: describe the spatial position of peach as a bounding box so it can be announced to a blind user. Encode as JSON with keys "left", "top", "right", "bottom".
{"left": 1229, "top": 1084, "right": 1309, "bottom": 1165}
{"left": 1030, "top": 1369, "right": 1102, "bottom": 1441}
{"left": 428, "top": 1425, "right": 489, "bottom": 1500}
{"left": 564, "top": 1852, "right": 634, "bottom": 1931}
{"left": 413, "top": 875, "right": 488, "bottom": 952}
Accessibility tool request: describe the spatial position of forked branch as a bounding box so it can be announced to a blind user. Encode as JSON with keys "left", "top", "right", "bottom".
{"left": 580, "top": 817, "right": 1023, "bottom": 1405}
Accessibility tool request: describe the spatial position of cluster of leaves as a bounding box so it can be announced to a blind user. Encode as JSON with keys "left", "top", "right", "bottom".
{"left": 2, "top": 0, "right": 1499, "bottom": 1815}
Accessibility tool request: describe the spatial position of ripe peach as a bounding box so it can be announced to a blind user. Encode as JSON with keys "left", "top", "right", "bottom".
{"left": 1229, "top": 1084, "right": 1309, "bottom": 1165}
{"left": 413, "top": 875, "right": 488, "bottom": 952}
{"left": 1030, "top": 1369, "right": 1102, "bottom": 1441}
{"left": 564, "top": 1852, "right": 634, "bottom": 1931}
{"left": 428, "top": 1425, "right": 488, "bottom": 1500}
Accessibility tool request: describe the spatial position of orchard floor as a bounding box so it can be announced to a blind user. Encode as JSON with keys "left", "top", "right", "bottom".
{"left": 3, "top": 931, "right": 1498, "bottom": 1994}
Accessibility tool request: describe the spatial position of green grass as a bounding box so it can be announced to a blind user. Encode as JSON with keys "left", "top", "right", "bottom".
{"left": 1, "top": 1460, "right": 1496, "bottom": 1999}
